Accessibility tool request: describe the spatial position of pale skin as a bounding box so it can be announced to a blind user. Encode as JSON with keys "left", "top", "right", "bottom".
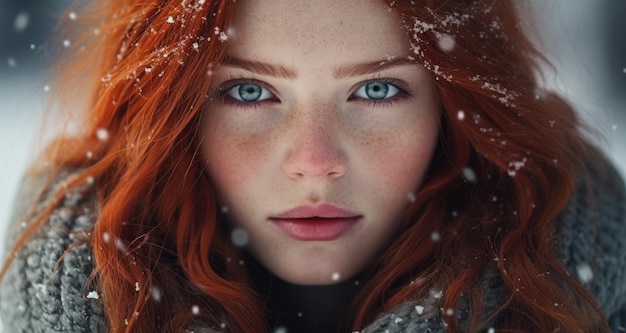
{"left": 201, "top": 0, "right": 440, "bottom": 290}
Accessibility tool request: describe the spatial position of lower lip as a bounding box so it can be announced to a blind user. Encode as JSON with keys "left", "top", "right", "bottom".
{"left": 270, "top": 217, "right": 360, "bottom": 241}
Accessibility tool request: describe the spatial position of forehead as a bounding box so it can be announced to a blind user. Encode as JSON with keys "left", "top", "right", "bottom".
{"left": 227, "top": 0, "right": 410, "bottom": 62}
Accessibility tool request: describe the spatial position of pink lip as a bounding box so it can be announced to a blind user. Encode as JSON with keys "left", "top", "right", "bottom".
{"left": 269, "top": 204, "right": 362, "bottom": 241}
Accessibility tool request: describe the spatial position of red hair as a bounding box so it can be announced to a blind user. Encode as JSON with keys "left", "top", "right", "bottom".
{"left": 1, "top": 0, "right": 610, "bottom": 332}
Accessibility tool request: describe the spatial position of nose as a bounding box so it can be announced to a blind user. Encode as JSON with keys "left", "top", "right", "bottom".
{"left": 282, "top": 114, "right": 347, "bottom": 181}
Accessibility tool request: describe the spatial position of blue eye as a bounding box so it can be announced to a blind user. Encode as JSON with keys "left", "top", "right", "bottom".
{"left": 226, "top": 83, "right": 274, "bottom": 102}
{"left": 353, "top": 81, "right": 400, "bottom": 100}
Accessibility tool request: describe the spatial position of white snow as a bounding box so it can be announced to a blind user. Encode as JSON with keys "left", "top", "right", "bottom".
{"left": 230, "top": 227, "right": 249, "bottom": 247}
{"left": 86, "top": 290, "right": 100, "bottom": 299}
{"left": 457, "top": 110, "right": 465, "bottom": 121}
{"left": 151, "top": 286, "right": 162, "bottom": 302}
{"left": 436, "top": 33, "right": 456, "bottom": 52}
{"left": 13, "top": 12, "right": 30, "bottom": 32}
{"left": 576, "top": 263, "right": 594, "bottom": 284}
{"left": 274, "top": 327, "right": 288, "bottom": 333}
{"left": 96, "top": 128, "right": 110, "bottom": 141}
{"left": 462, "top": 166, "right": 477, "bottom": 183}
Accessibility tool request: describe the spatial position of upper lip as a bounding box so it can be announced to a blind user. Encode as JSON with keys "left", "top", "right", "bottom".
{"left": 270, "top": 204, "right": 362, "bottom": 219}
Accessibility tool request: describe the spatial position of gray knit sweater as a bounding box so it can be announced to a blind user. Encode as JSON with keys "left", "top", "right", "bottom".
{"left": 1, "top": 157, "right": 625, "bottom": 332}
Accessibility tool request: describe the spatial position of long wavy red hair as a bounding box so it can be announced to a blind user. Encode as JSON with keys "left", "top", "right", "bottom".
{"left": 1, "top": 0, "right": 611, "bottom": 332}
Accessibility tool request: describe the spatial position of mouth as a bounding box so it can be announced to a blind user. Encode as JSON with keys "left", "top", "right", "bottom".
{"left": 269, "top": 204, "right": 362, "bottom": 241}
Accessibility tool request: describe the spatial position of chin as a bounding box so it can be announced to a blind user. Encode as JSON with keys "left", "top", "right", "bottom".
{"left": 273, "top": 265, "right": 356, "bottom": 285}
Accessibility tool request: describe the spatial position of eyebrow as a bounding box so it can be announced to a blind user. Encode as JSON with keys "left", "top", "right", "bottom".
{"left": 222, "top": 56, "right": 298, "bottom": 79}
{"left": 221, "top": 56, "right": 415, "bottom": 80}
{"left": 333, "top": 57, "right": 415, "bottom": 79}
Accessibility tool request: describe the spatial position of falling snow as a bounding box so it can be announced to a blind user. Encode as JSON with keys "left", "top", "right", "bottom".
{"left": 436, "top": 33, "right": 456, "bottom": 52}
{"left": 191, "top": 305, "right": 200, "bottom": 315}
{"left": 115, "top": 238, "right": 127, "bottom": 252}
{"left": 576, "top": 263, "right": 594, "bottom": 284}
{"left": 415, "top": 305, "right": 425, "bottom": 315}
{"left": 457, "top": 110, "right": 465, "bottom": 121}
{"left": 14, "top": 12, "right": 30, "bottom": 31}
{"left": 274, "top": 327, "right": 288, "bottom": 333}
{"left": 462, "top": 166, "right": 477, "bottom": 182}
{"left": 96, "top": 128, "right": 110, "bottom": 141}
{"left": 332, "top": 272, "right": 341, "bottom": 281}
{"left": 151, "top": 287, "right": 162, "bottom": 302}
{"left": 230, "top": 227, "right": 249, "bottom": 247}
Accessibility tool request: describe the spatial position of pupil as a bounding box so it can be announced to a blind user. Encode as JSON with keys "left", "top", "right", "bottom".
{"left": 366, "top": 82, "right": 388, "bottom": 99}
{"left": 239, "top": 84, "right": 262, "bottom": 102}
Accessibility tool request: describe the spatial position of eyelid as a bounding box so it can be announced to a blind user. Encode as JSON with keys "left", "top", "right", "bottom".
{"left": 349, "top": 78, "right": 411, "bottom": 101}
{"left": 218, "top": 78, "right": 278, "bottom": 100}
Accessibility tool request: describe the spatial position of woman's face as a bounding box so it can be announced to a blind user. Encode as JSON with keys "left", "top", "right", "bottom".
{"left": 201, "top": 0, "right": 440, "bottom": 285}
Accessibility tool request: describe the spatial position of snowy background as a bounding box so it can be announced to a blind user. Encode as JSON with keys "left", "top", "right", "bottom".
{"left": 0, "top": 1, "right": 624, "bottom": 331}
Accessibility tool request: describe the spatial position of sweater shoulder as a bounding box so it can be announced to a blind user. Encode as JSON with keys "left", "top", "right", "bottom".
{"left": 0, "top": 169, "right": 106, "bottom": 332}
{"left": 555, "top": 150, "right": 626, "bottom": 322}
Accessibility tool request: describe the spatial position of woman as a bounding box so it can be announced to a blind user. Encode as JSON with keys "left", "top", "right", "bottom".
{"left": 1, "top": 0, "right": 625, "bottom": 332}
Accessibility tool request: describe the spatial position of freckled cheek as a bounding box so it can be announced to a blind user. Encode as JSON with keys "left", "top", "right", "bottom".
{"left": 202, "top": 126, "right": 273, "bottom": 201}
{"left": 362, "top": 127, "right": 438, "bottom": 198}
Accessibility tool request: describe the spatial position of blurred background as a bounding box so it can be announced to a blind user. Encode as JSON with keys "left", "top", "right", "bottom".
{"left": 0, "top": 1, "right": 624, "bottom": 330}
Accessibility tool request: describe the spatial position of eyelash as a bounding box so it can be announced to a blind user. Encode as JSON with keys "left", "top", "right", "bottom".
{"left": 219, "top": 78, "right": 278, "bottom": 110}
{"left": 218, "top": 77, "right": 411, "bottom": 109}
{"left": 349, "top": 78, "right": 411, "bottom": 107}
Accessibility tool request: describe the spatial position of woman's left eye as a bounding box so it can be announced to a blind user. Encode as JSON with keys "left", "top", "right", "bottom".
{"left": 225, "top": 83, "right": 275, "bottom": 103}
{"left": 353, "top": 81, "right": 400, "bottom": 100}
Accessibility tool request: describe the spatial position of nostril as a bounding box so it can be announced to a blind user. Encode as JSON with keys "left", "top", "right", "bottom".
{"left": 282, "top": 146, "right": 347, "bottom": 180}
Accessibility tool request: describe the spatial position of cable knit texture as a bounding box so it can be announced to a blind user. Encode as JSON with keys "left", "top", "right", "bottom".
{"left": 0, "top": 173, "right": 106, "bottom": 332}
{"left": 1, "top": 156, "right": 625, "bottom": 332}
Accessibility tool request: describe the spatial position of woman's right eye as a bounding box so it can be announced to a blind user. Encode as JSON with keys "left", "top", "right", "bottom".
{"left": 225, "top": 83, "right": 275, "bottom": 103}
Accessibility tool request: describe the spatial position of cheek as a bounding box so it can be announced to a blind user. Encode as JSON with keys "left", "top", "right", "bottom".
{"left": 200, "top": 118, "right": 271, "bottom": 202}
{"left": 358, "top": 120, "right": 439, "bottom": 199}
